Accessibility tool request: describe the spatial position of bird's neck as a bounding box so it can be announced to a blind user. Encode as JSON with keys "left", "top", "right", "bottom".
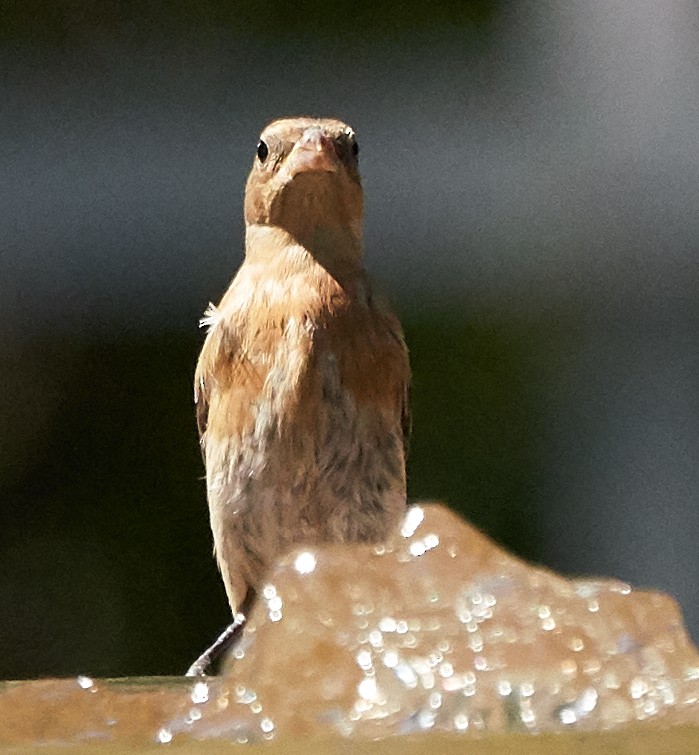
{"left": 245, "top": 223, "right": 363, "bottom": 284}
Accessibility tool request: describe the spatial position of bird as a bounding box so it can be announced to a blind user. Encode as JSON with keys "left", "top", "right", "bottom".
{"left": 188, "top": 117, "right": 410, "bottom": 674}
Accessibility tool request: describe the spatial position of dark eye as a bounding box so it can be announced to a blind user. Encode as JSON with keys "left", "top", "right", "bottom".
{"left": 351, "top": 139, "right": 359, "bottom": 158}
{"left": 256, "top": 140, "right": 269, "bottom": 163}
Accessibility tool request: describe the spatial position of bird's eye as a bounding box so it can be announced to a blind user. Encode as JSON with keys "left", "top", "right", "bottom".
{"left": 256, "top": 140, "right": 269, "bottom": 163}
{"left": 351, "top": 139, "right": 359, "bottom": 159}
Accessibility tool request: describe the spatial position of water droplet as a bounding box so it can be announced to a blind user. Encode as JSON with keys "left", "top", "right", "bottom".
{"left": 497, "top": 680, "right": 512, "bottom": 696}
{"left": 395, "top": 662, "right": 418, "bottom": 688}
{"left": 261, "top": 584, "right": 276, "bottom": 600}
{"left": 190, "top": 681, "right": 209, "bottom": 704}
{"left": 267, "top": 596, "right": 282, "bottom": 611}
{"left": 409, "top": 541, "right": 426, "bottom": 557}
{"left": 520, "top": 708, "right": 536, "bottom": 726}
{"left": 629, "top": 676, "right": 649, "bottom": 699}
{"left": 559, "top": 707, "right": 577, "bottom": 725}
{"left": 383, "top": 649, "right": 399, "bottom": 668}
{"left": 439, "top": 662, "right": 454, "bottom": 678}
{"left": 358, "top": 677, "right": 379, "bottom": 701}
{"left": 294, "top": 551, "right": 316, "bottom": 574}
{"left": 356, "top": 649, "right": 373, "bottom": 670}
{"left": 379, "top": 617, "right": 397, "bottom": 632}
{"left": 369, "top": 630, "right": 383, "bottom": 647}
{"left": 400, "top": 506, "right": 424, "bottom": 538}
{"left": 576, "top": 687, "right": 598, "bottom": 714}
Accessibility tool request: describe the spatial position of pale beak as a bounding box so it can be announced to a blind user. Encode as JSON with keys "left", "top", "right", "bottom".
{"left": 286, "top": 128, "right": 339, "bottom": 175}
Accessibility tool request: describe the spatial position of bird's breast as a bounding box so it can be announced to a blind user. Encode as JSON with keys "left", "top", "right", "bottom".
{"left": 204, "top": 296, "right": 406, "bottom": 504}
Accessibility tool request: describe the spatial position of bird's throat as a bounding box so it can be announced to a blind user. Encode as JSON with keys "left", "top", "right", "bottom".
{"left": 245, "top": 223, "right": 363, "bottom": 282}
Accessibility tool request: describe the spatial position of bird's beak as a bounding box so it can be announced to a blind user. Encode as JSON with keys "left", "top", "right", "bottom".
{"left": 286, "top": 128, "right": 339, "bottom": 176}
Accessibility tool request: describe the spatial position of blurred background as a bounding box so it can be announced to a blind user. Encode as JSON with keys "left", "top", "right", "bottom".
{"left": 1, "top": 0, "right": 697, "bottom": 679}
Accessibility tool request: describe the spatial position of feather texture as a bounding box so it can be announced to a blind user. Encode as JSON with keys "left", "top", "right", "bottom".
{"left": 195, "top": 118, "right": 411, "bottom": 615}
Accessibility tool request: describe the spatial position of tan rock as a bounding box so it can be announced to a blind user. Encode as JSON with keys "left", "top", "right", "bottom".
{"left": 178, "top": 503, "right": 699, "bottom": 741}
{"left": 1, "top": 504, "right": 697, "bottom": 748}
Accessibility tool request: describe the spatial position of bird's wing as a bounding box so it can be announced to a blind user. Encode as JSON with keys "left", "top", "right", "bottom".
{"left": 194, "top": 320, "right": 222, "bottom": 440}
{"left": 194, "top": 303, "right": 240, "bottom": 440}
{"left": 376, "top": 299, "right": 412, "bottom": 461}
{"left": 194, "top": 306, "right": 266, "bottom": 446}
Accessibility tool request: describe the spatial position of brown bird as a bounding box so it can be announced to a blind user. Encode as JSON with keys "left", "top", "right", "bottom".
{"left": 188, "top": 117, "right": 410, "bottom": 674}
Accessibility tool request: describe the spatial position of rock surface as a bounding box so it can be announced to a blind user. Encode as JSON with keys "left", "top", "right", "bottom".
{"left": 1, "top": 504, "right": 697, "bottom": 747}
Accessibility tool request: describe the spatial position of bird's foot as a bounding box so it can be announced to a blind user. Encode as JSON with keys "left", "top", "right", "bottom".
{"left": 185, "top": 612, "right": 246, "bottom": 677}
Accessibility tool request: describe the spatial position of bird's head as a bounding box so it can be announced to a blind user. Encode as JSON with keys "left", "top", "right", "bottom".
{"left": 244, "top": 118, "right": 363, "bottom": 265}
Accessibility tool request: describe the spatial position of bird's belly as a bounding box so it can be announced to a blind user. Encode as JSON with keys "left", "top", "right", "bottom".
{"left": 205, "top": 353, "right": 406, "bottom": 592}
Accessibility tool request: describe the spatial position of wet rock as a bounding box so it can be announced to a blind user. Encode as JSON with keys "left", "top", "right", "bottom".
{"left": 1, "top": 504, "right": 697, "bottom": 747}
{"left": 181, "top": 503, "right": 699, "bottom": 741}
